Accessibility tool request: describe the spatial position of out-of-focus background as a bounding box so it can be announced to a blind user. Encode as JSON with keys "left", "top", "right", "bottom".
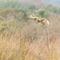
{"left": 0, "top": 0, "right": 60, "bottom": 60}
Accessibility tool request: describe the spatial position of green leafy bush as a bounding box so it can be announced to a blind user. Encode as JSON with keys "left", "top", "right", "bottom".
{"left": 35, "top": 9, "right": 49, "bottom": 18}
{"left": 0, "top": 1, "right": 21, "bottom": 9}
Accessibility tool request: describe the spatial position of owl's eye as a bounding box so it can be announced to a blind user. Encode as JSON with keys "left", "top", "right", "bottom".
{"left": 40, "top": 19, "right": 44, "bottom": 22}
{"left": 37, "top": 19, "right": 44, "bottom": 23}
{"left": 37, "top": 20, "right": 40, "bottom": 23}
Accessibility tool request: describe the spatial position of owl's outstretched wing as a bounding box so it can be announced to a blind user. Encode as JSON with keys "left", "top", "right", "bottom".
{"left": 28, "top": 14, "right": 39, "bottom": 20}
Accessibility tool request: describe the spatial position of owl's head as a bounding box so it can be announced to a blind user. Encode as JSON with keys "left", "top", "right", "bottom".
{"left": 37, "top": 18, "right": 49, "bottom": 25}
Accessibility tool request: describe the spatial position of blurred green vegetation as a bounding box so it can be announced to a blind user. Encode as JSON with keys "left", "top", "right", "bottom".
{"left": 42, "top": 4, "right": 60, "bottom": 14}
{"left": 0, "top": 0, "right": 60, "bottom": 34}
{"left": 0, "top": 1, "right": 59, "bottom": 60}
{"left": 34, "top": 9, "right": 49, "bottom": 18}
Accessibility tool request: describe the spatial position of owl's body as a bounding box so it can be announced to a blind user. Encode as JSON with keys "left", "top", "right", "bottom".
{"left": 29, "top": 14, "right": 49, "bottom": 26}
{"left": 37, "top": 18, "right": 49, "bottom": 25}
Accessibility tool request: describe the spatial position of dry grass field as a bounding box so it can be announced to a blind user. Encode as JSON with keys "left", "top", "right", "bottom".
{"left": 0, "top": 0, "right": 60, "bottom": 60}
{"left": 0, "top": 14, "right": 60, "bottom": 60}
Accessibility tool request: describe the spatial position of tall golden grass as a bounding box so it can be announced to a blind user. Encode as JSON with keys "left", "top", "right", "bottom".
{"left": 0, "top": 19, "right": 59, "bottom": 60}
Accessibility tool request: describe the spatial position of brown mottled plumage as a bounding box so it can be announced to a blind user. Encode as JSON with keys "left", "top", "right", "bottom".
{"left": 29, "top": 14, "right": 49, "bottom": 25}
{"left": 37, "top": 19, "right": 44, "bottom": 23}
